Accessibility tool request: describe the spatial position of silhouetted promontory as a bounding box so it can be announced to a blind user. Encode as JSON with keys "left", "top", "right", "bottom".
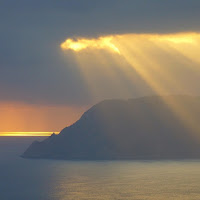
{"left": 22, "top": 95, "right": 200, "bottom": 160}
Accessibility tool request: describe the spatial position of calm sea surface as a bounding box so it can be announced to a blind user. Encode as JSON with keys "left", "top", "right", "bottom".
{"left": 0, "top": 137, "right": 200, "bottom": 200}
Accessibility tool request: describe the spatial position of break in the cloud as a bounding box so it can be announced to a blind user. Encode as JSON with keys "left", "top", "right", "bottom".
{"left": 1, "top": 0, "right": 200, "bottom": 107}
{"left": 60, "top": 37, "right": 120, "bottom": 54}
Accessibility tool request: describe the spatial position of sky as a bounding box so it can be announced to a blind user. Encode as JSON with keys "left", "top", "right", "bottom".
{"left": 1, "top": 0, "right": 200, "bottom": 135}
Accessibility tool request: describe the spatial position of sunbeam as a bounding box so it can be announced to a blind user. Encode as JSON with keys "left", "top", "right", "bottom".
{"left": 61, "top": 32, "right": 200, "bottom": 140}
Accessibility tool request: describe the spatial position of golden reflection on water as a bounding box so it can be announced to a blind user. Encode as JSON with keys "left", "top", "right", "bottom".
{"left": 48, "top": 161, "right": 200, "bottom": 200}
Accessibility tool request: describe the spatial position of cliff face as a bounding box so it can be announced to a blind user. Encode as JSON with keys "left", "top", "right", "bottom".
{"left": 22, "top": 96, "right": 200, "bottom": 160}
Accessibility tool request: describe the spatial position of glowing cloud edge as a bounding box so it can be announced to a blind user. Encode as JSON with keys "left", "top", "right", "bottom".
{"left": 60, "top": 32, "right": 200, "bottom": 53}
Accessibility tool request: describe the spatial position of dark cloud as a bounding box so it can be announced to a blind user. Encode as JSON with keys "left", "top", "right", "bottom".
{"left": 0, "top": 0, "right": 200, "bottom": 106}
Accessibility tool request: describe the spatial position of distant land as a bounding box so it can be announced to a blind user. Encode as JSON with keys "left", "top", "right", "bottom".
{"left": 22, "top": 95, "right": 200, "bottom": 160}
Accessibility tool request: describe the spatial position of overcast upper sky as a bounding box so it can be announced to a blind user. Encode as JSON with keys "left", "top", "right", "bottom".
{"left": 1, "top": 0, "right": 200, "bottom": 106}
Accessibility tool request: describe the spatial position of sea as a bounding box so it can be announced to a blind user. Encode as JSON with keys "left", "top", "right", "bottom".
{"left": 0, "top": 136, "right": 200, "bottom": 200}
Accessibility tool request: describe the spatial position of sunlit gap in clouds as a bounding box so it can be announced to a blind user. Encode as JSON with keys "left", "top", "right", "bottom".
{"left": 61, "top": 32, "right": 200, "bottom": 140}
{"left": 61, "top": 36, "right": 120, "bottom": 54}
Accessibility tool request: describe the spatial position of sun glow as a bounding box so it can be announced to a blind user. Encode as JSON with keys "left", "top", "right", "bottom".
{"left": 61, "top": 32, "right": 200, "bottom": 140}
{"left": 0, "top": 102, "right": 88, "bottom": 136}
{"left": 145, "top": 33, "right": 198, "bottom": 44}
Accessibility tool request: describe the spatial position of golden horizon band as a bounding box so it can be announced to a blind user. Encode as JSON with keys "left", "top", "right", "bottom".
{"left": 0, "top": 132, "right": 59, "bottom": 136}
